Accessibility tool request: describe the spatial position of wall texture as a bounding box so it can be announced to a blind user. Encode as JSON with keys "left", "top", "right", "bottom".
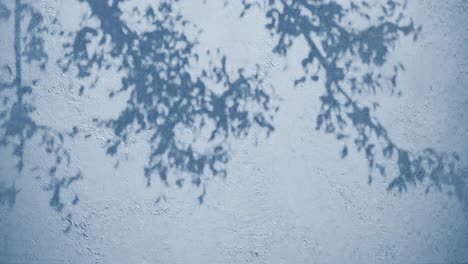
{"left": 0, "top": 0, "right": 467, "bottom": 263}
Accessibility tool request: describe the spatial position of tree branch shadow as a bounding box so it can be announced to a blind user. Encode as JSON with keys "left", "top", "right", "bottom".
{"left": 240, "top": 0, "right": 468, "bottom": 208}
{"left": 57, "top": 0, "right": 278, "bottom": 203}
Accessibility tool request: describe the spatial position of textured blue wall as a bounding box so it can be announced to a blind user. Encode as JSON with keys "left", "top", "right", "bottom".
{"left": 0, "top": 0, "right": 467, "bottom": 263}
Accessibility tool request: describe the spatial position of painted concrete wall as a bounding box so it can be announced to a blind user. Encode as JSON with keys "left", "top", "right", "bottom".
{"left": 0, "top": 0, "right": 467, "bottom": 263}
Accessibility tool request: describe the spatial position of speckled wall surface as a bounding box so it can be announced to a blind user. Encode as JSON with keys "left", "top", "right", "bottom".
{"left": 0, "top": 0, "right": 467, "bottom": 263}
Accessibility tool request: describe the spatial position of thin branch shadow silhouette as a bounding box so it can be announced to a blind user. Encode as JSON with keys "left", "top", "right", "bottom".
{"left": 0, "top": 0, "right": 81, "bottom": 214}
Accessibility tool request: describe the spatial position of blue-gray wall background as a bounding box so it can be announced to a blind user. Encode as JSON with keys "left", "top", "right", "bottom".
{"left": 0, "top": 0, "right": 467, "bottom": 263}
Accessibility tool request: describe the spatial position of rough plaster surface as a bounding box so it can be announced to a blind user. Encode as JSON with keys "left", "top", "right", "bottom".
{"left": 0, "top": 0, "right": 467, "bottom": 263}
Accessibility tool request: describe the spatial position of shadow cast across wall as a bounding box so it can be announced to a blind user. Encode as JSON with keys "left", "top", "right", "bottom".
{"left": 0, "top": 0, "right": 466, "bottom": 224}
